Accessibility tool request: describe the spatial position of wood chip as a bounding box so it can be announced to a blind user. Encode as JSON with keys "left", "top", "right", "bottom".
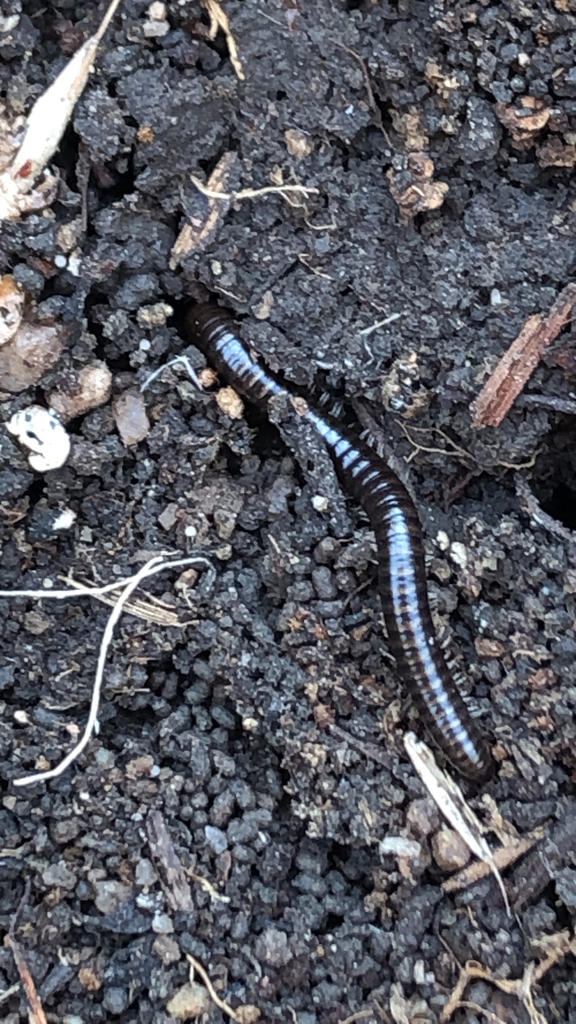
{"left": 471, "top": 283, "right": 576, "bottom": 429}
{"left": 146, "top": 809, "right": 194, "bottom": 912}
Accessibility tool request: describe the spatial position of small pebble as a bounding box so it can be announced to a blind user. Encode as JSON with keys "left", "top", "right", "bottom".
{"left": 153, "top": 935, "right": 180, "bottom": 965}
{"left": 113, "top": 389, "right": 150, "bottom": 445}
{"left": 48, "top": 363, "right": 112, "bottom": 422}
{"left": 284, "top": 128, "right": 315, "bottom": 159}
{"left": 7, "top": 406, "right": 70, "bottom": 471}
{"left": 205, "top": 825, "right": 228, "bottom": 854}
{"left": 0, "top": 321, "right": 67, "bottom": 392}
{"left": 449, "top": 541, "right": 468, "bottom": 569}
{"left": 216, "top": 386, "right": 244, "bottom": 419}
{"left": 167, "top": 981, "right": 211, "bottom": 1020}
{"left": 431, "top": 827, "right": 471, "bottom": 871}
{"left": 93, "top": 880, "right": 132, "bottom": 914}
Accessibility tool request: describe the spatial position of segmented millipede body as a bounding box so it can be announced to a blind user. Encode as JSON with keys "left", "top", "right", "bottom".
{"left": 186, "top": 304, "right": 494, "bottom": 783}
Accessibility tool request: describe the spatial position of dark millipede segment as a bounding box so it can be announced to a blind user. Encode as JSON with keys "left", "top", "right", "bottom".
{"left": 187, "top": 303, "right": 494, "bottom": 783}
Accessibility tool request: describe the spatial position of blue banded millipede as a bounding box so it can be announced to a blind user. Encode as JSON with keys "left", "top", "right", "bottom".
{"left": 185, "top": 303, "right": 494, "bottom": 784}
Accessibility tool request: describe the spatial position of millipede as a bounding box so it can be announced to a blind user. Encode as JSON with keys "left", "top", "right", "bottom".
{"left": 185, "top": 303, "right": 495, "bottom": 783}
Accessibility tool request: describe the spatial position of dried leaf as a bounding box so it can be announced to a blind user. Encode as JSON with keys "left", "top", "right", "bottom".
{"left": 0, "top": 0, "right": 123, "bottom": 220}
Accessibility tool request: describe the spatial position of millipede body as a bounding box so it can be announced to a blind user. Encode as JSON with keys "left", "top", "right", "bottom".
{"left": 186, "top": 303, "right": 494, "bottom": 783}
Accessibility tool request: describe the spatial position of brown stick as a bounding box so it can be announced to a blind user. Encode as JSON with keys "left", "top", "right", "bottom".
{"left": 8, "top": 881, "right": 48, "bottom": 1024}
{"left": 471, "top": 283, "right": 576, "bottom": 429}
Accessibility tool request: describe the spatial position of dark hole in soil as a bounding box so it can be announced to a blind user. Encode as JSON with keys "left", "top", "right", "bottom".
{"left": 531, "top": 420, "right": 576, "bottom": 531}
{"left": 541, "top": 482, "right": 576, "bottom": 531}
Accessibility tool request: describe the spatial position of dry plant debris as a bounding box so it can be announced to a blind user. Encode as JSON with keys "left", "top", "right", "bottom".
{"left": 386, "top": 109, "right": 448, "bottom": 220}
{"left": 200, "top": 0, "right": 245, "bottom": 81}
{"left": 471, "top": 283, "right": 576, "bottom": 429}
{"left": 0, "top": 274, "right": 24, "bottom": 346}
{"left": 0, "top": 0, "right": 123, "bottom": 221}
{"left": 440, "top": 931, "right": 576, "bottom": 1024}
{"left": 171, "top": 160, "right": 319, "bottom": 268}
{"left": 442, "top": 828, "right": 543, "bottom": 894}
{"left": 404, "top": 733, "right": 509, "bottom": 912}
{"left": 0, "top": 554, "right": 213, "bottom": 786}
{"left": 170, "top": 151, "right": 238, "bottom": 268}
{"left": 146, "top": 810, "right": 194, "bottom": 912}
{"left": 6, "top": 881, "right": 48, "bottom": 1024}
{"left": 387, "top": 152, "right": 448, "bottom": 220}
{"left": 495, "top": 96, "right": 551, "bottom": 148}
{"left": 184, "top": 954, "right": 260, "bottom": 1024}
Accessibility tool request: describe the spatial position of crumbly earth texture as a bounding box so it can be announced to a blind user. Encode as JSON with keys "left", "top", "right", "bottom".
{"left": 1, "top": 1, "right": 576, "bottom": 1021}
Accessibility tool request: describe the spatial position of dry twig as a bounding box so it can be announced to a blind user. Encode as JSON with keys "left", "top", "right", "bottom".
{"left": 472, "top": 283, "right": 576, "bottom": 429}
{"left": 200, "top": 0, "right": 245, "bottom": 80}
{"left": 7, "top": 881, "right": 48, "bottom": 1024}
{"left": 170, "top": 151, "right": 238, "bottom": 268}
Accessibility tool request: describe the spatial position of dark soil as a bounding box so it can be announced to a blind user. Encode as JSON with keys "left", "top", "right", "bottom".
{"left": 2, "top": 1, "right": 576, "bottom": 1021}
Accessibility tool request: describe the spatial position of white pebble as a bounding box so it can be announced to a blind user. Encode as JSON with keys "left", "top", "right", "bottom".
{"left": 7, "top": 405, "right": 70, "bottom": 471}
{"left": 449, "top": 541, "right": 468, "bottom": 569}
{"left": 436, "top": 530, "right": 450, "bottom": 551}
{"left": 312, "top": 495, "right": 329, "bottom": 511}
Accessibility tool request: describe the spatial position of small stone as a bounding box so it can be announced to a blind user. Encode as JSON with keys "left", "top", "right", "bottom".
{"left": 102, "top": 987, "right": 130, "bottom": 1015}
{"left": 48, "top": 363, "right": 112, "bottom": 422}
{"left": 42, "top": 862, "right": 77, "bottom": 890}
{"left": 135, "top": 858, "right": 157, "bottom": 888}
{"left": 7, "top": 406, "right": 70, "bottom": 471}
{"left": 125, "top": 754, "right": 155, "bottom": 779}
{"left": 436, "top": 530, "right": 450, "bottom": 551}
{"left": 235, "top": 1008, "right": 261, "bottom": 1024}
{"left": 255, "top": 926, "right": 293, "bottom": 967}
{"left": 158, "top": 503, "right": 178, "bottom": 530}
{"left": 431, "top": 828, "right": 471, "bottom": 871}
{"left": 284, "top": 128, "right": 314, "bottom": 159}
{"left": 311, "top": 495, "right": 328, "bottom": 512}
{"left": 251, "top": 290, "right": 274, "bottom": 320}
{"left": 205, "top": 825, "right": 228, "bottom": 854}
{"left": 112, "top": 389, "right": 150, "bottom": 446}
{"left": 167, "top": 981, "right": 211, "bottom": 1019}
{"left": 143, "top": 2, "right": 169, "bottom": 37}
{"left": 152, "top": 912, "right": 174, "bottom": 934}
{"left": 93, "top": 880, "right": 133, "bottom": 914}
{"left": 0, "top": 321, "right": 68, "bottom": 392}
{"left": 23, "top": 609, "right": 52, "bottom": 635}
{"left": 449, "top": 541, "right": 468, "bottom": 569}
{"left": 216, "top": 386, "right": 244, "bottom": 419}
{"left": 153, "top": 935, "right": 180, "bottom": 964}
{"left": 78, "top": 965, "right": 102, "bottom": 992}
{"left": 136, "top": 302, "right": 173, "bottom": 328}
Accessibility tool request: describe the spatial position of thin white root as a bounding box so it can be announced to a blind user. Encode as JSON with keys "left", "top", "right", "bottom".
{"left": 3, "top": 554, "right": 212, "bottom": 786}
